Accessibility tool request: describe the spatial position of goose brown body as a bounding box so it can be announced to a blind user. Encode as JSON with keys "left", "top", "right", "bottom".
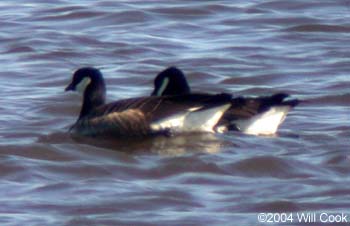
{"left": 152, "top": 67, "right": 299, "bottom": 135}
{"left": 65, "top": 67, "right": 232, "bottom": 137}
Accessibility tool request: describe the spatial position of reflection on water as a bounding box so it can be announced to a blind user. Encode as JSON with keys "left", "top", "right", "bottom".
{"left": 40, "top": 132, "right": 231, "bottom": 155}
{"left": 0, "top": 0, "right": 349, "bottom": 225}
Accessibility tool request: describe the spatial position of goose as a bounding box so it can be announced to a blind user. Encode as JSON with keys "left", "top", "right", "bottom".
{"left": 65, "top": 67, "right": 232, "bottom": 137}
{"left": 152, "top": 66, "right": 299, "bottom": 135}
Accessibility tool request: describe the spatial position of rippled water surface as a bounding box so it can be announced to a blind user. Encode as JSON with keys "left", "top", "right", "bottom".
{"left": 0, "top": 1, "right": 349, "bottom": 225}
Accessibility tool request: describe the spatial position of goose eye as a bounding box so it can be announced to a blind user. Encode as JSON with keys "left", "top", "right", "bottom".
{"left": 156, "top": 77, "right": 169, "bottom": 96}
{"left": 76, "top": 77, "right": 92, "bottom": 94}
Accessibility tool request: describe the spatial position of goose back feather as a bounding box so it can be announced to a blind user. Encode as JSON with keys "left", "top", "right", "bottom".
{"left": 66, "top": 67, "right": 231, "bottom": 137}
{"left": 152, "top": 66, "right": 299, "bottom": 135}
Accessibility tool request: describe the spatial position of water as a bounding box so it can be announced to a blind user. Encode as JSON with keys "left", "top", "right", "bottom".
{"left": 0, "top": 1, "right": 349, "bottom": 225}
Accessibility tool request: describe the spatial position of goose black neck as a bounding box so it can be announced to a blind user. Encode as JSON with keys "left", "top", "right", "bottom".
{"left": 165, "top": 79, "right": 190, "bottom": 95}
{"left": 79, "top": 77, "right": 106, "bottom": 119}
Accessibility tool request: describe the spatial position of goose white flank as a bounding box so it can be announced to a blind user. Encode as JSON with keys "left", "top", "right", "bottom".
{"left": 65, "top": 67, "right": 232, "bottom": 137}
{"left": 0, "top": 1, "right": 349, "bottom": 225}
{"left": 152, "top": 66, "right": 299, "bottom": 135}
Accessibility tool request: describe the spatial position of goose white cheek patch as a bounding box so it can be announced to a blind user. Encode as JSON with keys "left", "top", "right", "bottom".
{"left": 76, "top": 77, "right": 91, "bottom": 94}
{"left": 156, "top": 77, "right": 169, "bottom": 96}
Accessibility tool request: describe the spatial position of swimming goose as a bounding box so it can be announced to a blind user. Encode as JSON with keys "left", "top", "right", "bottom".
{"left": 65, "top": 67, "right": 232, "bottom": 137}
{"left": 152, "top": 66, "right": 299, "bottom": 135}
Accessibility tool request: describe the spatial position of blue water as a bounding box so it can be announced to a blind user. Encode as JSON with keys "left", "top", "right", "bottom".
{"left": 0, "top": 1, "right": 349, "bottom": 225}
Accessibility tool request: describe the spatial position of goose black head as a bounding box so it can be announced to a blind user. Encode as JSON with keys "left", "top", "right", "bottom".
{"left": 66, "top": 67, "right": 106, "bottom": 118}
{"left": 65, "top": 67, "right": 104, "bottom": 93}
{"left": 151, "top": 66, "right": 190, "bottom": 96}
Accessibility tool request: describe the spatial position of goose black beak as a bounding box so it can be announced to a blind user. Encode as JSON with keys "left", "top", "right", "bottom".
{"left": 65, "top": 83, "right": 75, "bottom": 92}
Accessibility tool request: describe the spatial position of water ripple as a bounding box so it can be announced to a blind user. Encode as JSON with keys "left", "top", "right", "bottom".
{"left": 0, "top": 0, "right": 348, "bottom": 225}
